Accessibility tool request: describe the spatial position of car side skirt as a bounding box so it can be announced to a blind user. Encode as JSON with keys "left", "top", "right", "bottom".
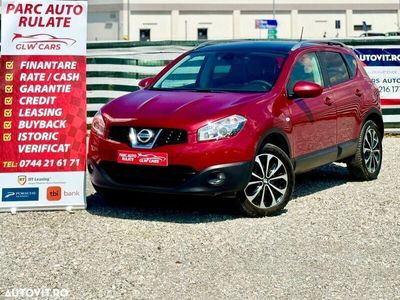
{"left": 293, "top": 139, "right": 358, "bottom": 174}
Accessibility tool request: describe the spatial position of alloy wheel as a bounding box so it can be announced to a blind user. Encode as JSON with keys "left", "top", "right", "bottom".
{"left": 363, "top": 127, "right": 381, "bottom": 173}
{"left": 244, "top": 153, "right": 288, "bottom": 209}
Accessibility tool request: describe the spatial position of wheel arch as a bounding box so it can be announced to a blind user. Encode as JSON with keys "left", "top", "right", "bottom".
{"left": 257, "top": 129, "right": 292, "bottom": 158}
{"left": 364, "top": 109, "right": 384, "bottom": 137}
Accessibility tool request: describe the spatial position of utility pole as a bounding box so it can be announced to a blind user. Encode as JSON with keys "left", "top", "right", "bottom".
{"left": 127, "top": 0, "right": 131, "bottom": 40}
{"left": 398, "top": 0, "right": 400, "bottom": 31}
{"left": 273, "top": 0, "right": 276, "bottom": 19}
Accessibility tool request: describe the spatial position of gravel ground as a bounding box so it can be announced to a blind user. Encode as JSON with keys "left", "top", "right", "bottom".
{"left": 0, "top": 137, "right": 399, "bottom": 299}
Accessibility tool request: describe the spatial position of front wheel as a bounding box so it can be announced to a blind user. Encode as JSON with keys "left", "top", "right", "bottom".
{"left": 237, "top": 144, "right": 295, "bottom": 217}
{"left": 347, "top": 120, "right": 383, "bottom": 180}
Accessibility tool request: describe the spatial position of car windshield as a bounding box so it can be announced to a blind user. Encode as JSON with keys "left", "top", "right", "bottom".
{"left": 151, "top": 50, "right": 287, "bottom": 93}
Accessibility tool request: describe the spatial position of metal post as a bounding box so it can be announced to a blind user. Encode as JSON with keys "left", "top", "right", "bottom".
{"left": 185, "top": 20, "right": 188, "bottom": 40}
{"left": 273, "top": 0, "right": 276, "bottom": 19}
{"left": 127, "top": 0, "right": 131, "bottom": 40}
{"left": 398, "top": 0, "right": 400, "bottom": 31}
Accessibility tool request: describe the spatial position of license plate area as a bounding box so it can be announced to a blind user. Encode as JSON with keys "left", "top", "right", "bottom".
{"left": 117, "top": 150, "right": 168, "bottom": 167}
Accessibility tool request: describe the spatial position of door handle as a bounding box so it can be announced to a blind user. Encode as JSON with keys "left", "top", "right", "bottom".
{"left": 355, "top": 89, "right": 363, "bottom": 97}
{"left": 324, "top": 97, "right": 333, "bottom": 106}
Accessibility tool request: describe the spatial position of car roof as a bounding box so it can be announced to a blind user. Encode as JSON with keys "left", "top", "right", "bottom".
{"left": 194, "top": 40, "right": 347, "bottom": 54}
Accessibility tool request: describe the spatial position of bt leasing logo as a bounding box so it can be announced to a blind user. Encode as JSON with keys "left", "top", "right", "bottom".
{"left": 12, "top": 33, "right": 76, "bottom": 51}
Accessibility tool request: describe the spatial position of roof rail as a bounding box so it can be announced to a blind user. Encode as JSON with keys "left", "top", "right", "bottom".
{"left": 195, "top": 39, "right": 252, "bottom": 49}
{"left": 291, "top": 40, "right": 346, "bottom": 51}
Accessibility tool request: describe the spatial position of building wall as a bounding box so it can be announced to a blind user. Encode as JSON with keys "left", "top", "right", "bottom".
{"left": 296, "top": 11, "right": 347, "bottom": 39}
{"left": 85, "top": 0, "right": 400, "bottom": 41}
{"left": 177, "top": 11, "right": 234, "bottom": 40}
{"left": 88, "top": 12, "right": 120, "bottom": 41}
{"left": 130, "top": 11, "right": 172, "bottom": 41}
{"left": 352, "top": 10, "right": 399, "bottom": 34}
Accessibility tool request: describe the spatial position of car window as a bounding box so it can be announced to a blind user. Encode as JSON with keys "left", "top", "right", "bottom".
{"left": 158, "top": 55, "right": 206, "bottom": 89}
{"left": 343, "top": 53, "right": 357, "bottom": 79}
{"left": 287, "top": 52, "right": 324, "bottom": 96}
{"left": 319, "top": 51, "right": 350, "bottom": 86}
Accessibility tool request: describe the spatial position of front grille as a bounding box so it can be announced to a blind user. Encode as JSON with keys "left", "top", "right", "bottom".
{"left": 108, "top": 126, "right": 187, "bottom": 148}
{"left": 100, "top": 161, "right": 197, "bottom": 188}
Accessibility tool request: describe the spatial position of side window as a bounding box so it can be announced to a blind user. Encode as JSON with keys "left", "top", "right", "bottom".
{"left": 343, "top": 53, "right": 357, "bottom": 79}
{"left": 319, "top": 51, "right": 350, "bottom": 86}
{"left": 287, "top": 52, "right": 324, "bottom": 96}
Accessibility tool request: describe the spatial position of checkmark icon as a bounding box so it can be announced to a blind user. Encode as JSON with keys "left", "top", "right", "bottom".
{"left": 5, "top": 61, "right": 14, "bottom": 69}
{"left": 3, "top": 121, "right": 12, "bottom": 130}
{"left": 5, "top": 85, "right": 13, "bottom": 93}
{"left": 5, "top": 73, "right": 13, "bottom": 81}
{"left": 3, "top": 133, "right": 12, "bottom": 142}
{"left": 4, "top": 97, "right": 12, "bottom": 105}
{"left": 4, "top": 109, "right": 12, "bottom": 117}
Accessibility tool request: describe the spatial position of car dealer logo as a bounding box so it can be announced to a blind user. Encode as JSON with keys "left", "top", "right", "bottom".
{"left": 12, "top": 33, "right": 77, "bottom": 51}
{"left": 137, "top": 129, "right": 154, "bottom": 144}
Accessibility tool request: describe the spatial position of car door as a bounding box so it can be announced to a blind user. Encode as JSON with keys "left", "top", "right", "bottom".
{"left": 322, "top": 52, "right": 362, "bottom": 145}
{"left": 286, "top": 51, "right": 337, "bottom": 171}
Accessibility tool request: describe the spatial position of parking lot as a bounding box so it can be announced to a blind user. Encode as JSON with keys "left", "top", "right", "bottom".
{"left": 0, "top": 137, "right": 399, "bottom": 299}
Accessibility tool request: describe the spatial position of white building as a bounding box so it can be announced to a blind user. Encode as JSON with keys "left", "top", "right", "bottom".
{"left": 87, "top": 0, "right": 400, "bottom": 41}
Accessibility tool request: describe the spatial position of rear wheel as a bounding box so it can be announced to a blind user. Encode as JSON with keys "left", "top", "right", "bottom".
{"left": 347, "top": 120, "right": 382, "bottom": 180}
{"left": 237, "top": 144, "right": 295, "bottom": 217}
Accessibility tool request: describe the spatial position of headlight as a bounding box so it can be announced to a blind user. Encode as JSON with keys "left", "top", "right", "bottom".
{"left": 197, "top": 115, "right": 246, "bottom": 142}
{"left": 91, "top": 111, "right": 105, "bottom": 137}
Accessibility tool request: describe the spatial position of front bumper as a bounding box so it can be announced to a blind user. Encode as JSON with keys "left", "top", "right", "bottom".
{"left": 88, "top": 159, "right": 252, "bottom": 195}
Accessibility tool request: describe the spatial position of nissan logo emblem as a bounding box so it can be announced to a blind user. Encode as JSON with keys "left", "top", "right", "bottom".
{"left": 137, "top": 129, "right": 154, "bottom": 143}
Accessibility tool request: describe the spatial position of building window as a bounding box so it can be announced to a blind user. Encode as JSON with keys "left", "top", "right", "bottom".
{"left": 140, "top": 29, "right": 150, "bottom": 42}
{"left": 198, "top": 28, "right": 208, "bottom": 40}
{"left": 354, "top": 25, "right": 372, "bottom": 31}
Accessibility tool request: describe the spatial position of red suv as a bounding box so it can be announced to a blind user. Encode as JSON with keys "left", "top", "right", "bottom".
{"left": 88, "top": 41, "right": 383, "bottom": 217}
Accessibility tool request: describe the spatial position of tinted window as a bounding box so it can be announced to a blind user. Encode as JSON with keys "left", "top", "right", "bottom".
{"left": 343, "top": 53, "right": 357, "bottom": 79}
{"left": 153, "top": 51, "right": 287, "bottom": 92}
{"left": 319, "top": 51, "right": 350, "bottom": 86}
{"left": 287, "top": 52, "right": 324, "bottom": 96}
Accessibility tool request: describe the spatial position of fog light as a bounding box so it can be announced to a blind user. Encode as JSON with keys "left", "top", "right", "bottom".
{"left": 208, "top": 172, "right": 226, "bottom": 186}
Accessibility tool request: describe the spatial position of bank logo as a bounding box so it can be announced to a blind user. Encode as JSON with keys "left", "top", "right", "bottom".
{"left": 12, "top": 33, "right": 77, "bottom": 51}
{"left": 18, "top": 175, "right": 27, "bottom": 186}
{"left": 2, "top": 188, "right": 39, "bottom": 202}
{"left": 47, "top": 186, "right": 62, "bottom": 201}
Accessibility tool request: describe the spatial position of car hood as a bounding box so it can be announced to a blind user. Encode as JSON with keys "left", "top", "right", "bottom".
{"left": 102, "top": 89, "right": 266, "bottom": 130}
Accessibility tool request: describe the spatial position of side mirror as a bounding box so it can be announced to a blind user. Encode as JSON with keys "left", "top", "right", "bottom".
{"left": 138, "top": 77, "right": 154, "bottom": 89}
{"left": 293, "top": 81, "right": 323, "bottom": 98}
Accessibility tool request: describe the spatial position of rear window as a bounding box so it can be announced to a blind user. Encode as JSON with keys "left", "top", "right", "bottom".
{"left": 343, "top": 53, "right": 357, "bottom": 79}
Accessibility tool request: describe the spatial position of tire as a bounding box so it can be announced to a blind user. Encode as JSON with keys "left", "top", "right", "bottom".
{"left": 237, "top": 144, "right": 295, "bottom": 217}
{"left": 347, "top": 120, "right": 383, "bottom": 181}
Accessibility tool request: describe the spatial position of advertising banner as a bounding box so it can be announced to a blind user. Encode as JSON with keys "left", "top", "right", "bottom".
{"left": 0, "top": 0, "right": 88, "bottom": 212}
{"left": 354, "top": 46, "right": 400, "bottom": 126}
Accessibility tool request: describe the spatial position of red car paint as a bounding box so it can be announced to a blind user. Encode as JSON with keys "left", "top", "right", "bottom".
{"left": 88, "top": 41, "right": 381, "bottom": 196}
